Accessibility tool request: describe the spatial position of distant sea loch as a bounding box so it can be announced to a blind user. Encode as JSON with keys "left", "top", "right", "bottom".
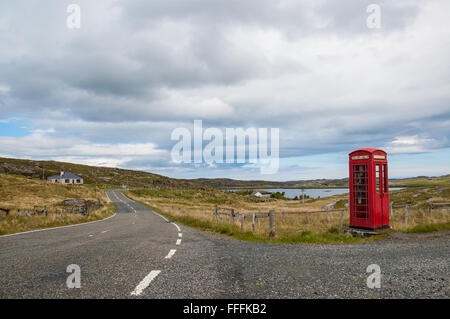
{"left": 228, "top": 187, "right": 404, "bottom": 199}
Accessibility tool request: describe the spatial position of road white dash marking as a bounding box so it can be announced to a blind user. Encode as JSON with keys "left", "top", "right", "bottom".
{"left": 89, "top": 234, "right": 93, "bottom": 237}
{"left": 178, "top": 233, "right": 182, "bottom": 238}
{"left": 172, "top": 223, "right": 181, "bottom": 232}
{"left": 101, "top": 230, "right": 108, "bottom": 234}
{"left": 130, "top": 270, "right": 161, "bottom": 296}
{"left": 176, "top": 239, "right": 182, "bottom": 245}
{"left": 165, "top": 249, "right": 176, "bottom": 259}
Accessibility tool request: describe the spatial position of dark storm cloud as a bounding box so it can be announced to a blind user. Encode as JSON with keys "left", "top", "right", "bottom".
{"left": 122, "top": 0, "right": 418, "bottom": 35}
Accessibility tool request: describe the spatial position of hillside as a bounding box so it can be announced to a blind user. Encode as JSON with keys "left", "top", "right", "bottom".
{"left": 0, "top": 156, "right": 194, "bottom": 189}
{"left": 0, "top": 173, "right": 114, "bottom": 235}
{"left": 1, "top": 156, "right": 448, "bottom": 189}
{"left": 0, "top": 173, "right": 107, "bottom": 210}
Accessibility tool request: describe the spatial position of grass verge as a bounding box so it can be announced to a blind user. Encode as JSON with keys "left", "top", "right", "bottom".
{"left": 404, "top": 221, "right": 450, "bottom": 234}
{"left": 0, "top": 202, "right": 115, "bottom": 236}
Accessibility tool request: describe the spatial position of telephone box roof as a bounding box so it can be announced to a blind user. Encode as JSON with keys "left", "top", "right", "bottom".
{"left": 349, "top": 148, "right": 386, "bottom": 155}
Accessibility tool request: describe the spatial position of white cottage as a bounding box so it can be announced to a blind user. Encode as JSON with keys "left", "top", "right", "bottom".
{"left": 47, "top": 171, "right": 83, "bottom": 185}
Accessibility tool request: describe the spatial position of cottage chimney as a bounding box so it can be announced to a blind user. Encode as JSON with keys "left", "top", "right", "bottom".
{"left": 60, "top": 170, "right": 64, "bottom": 176}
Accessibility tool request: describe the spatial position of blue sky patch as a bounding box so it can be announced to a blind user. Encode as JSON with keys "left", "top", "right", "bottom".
{"left": 0, "top": 119, "right": 30, "bottom": 137}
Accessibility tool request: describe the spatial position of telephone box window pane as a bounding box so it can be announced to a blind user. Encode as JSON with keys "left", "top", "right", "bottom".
{"left": 376, "top": 164, "right": 380, "bottom": 194}
{"left": 352, "top": 164, "right": 368, "bottom": 219}
{"left": 383, "top": 164, "right": 388, "bottom": 193}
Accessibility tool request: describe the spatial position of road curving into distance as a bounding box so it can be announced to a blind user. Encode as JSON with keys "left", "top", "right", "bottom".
{"left": 0, "top": 190, "right": 448, "bottom": 298}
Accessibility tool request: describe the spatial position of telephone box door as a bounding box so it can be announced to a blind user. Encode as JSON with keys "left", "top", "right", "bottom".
{"left": 381, "top": 164, "right": 389, "bottom": 226}
{"left": 375, "top": 162, "right": 389, "bottom": 227}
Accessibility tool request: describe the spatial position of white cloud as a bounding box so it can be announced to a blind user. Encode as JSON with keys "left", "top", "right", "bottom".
{"left": 0, "top": 132, "right": 168, "bottom": 168}
{"left": 155, "top": 92, "right": 235, "bottom": 119}
{"left": 51, "top": 157, "right": 132, "bottom": 168}
{"left": 385, "top": 135, "right": 441, "bottom": 154}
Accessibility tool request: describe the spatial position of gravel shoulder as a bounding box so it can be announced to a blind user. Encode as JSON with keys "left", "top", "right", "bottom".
{"left": 144, "top": 227, "right": 449, "bottom": 299}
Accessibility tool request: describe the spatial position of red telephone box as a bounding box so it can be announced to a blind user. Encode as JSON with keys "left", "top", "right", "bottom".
{"left": 349, "top": 148, "right": 389, "bottom": 230}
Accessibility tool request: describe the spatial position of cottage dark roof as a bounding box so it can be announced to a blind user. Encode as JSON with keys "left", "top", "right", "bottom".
{"left": 48, "top": 172, "right": 82, "bottom": 180}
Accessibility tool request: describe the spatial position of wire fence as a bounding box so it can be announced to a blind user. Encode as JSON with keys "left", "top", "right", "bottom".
{"left": 214, "top": 205, "right": 346, "bottom": 237}
{"left": 214, "top": 201, "right": 450, "bottom": 237}
{"left": 390, "top": 201, "right": 450, "bottom": 224}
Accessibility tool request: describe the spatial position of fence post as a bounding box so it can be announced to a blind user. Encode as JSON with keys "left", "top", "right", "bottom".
{"left": 214, "top": 205, "right": 218, "bottom": 221}
{"left": 390, "top": 201, "right": 393, "bottom": 217}
{"left": 405, "top": 205, "right": 409, "bottom": 224}
{"left": 282, "top": 212, "right": 286, "bottom": 223}
{"left": 428, "top": 203, "right": 432, "bottom": 216}
{"left": 230, "top": 209, "right": 235, "bottom": 224}
{"left": 241, "top": 214, "right": 245, "bottom": 231}
{"left": 325, "top": 207, "right": 329, "bottom": 223}
{"left": 252, "top": 213, "right": 256, "bottom": 233}
{"left": 268, "top": 210, "right": 275, "bottom": 238}
{"left": 339, "top": 210, "right": 344, "bottom": 231}
{"left": 304, "top": 212, "right": 309, "bottom": 223}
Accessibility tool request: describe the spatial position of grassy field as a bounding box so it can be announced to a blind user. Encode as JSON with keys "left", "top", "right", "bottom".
{"left": 389, "top": 175, "right": 450, "bottom": 187}
{"left": 126, "top": 185, "right": 450, "bottom": 243}
{"left": 0, "top": 173, "right": 114, "bottom": 235}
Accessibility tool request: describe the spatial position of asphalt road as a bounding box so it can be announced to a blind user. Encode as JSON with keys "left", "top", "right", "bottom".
{"left": 0, "top": 190, "right": 448, "bottom": 298}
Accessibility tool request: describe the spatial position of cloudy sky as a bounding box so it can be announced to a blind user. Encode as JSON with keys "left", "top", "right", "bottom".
{"left": 0, "top": 0, "right": 449, "bottom": 180}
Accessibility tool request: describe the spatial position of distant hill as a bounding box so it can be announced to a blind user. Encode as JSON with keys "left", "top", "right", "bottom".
{"left": 185, "top": 175, "right": 450, "bottom": 188}
{"left": 0, "top": 156, "right": 448, "bottom": 189}
{"left": 183, "top": 178, "right": 349, "bottom": 189}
